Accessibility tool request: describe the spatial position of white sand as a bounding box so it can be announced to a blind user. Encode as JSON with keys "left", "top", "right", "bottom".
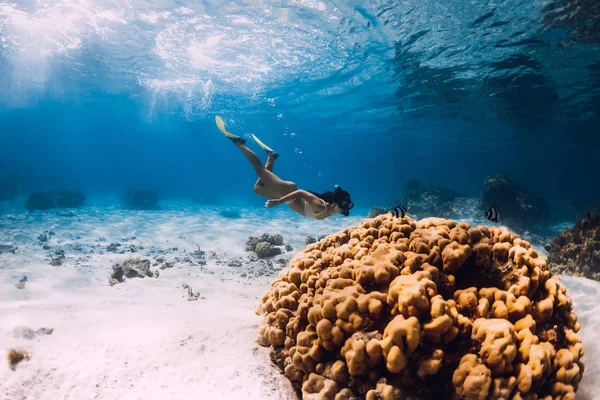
{"left": 0, "top": 202, "right": 358, "bottom": 400}
{"left": 0, "top": 201, "right": 599, "bottom": 399}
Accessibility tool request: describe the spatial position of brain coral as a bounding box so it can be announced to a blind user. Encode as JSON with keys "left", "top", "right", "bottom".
{"left": 256, "top": 215, "right": 584, "bottom": 399}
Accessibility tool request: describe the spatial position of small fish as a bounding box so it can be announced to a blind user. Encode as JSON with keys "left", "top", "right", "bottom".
{"left": 392, "top": 205, "right": 407, "bottom": 218}
{"left": 485, "top": 206, "right": 500, "bottom": 223}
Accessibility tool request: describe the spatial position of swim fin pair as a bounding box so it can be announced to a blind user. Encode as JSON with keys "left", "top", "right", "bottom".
{"left": 215, "top": 116, "right": 278, "bottom": 159}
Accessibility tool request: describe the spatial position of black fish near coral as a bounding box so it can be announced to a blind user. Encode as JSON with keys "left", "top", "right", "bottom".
{"left": 392, "top": 205, "right": 407, "bottom": 218}
{"left": 485, "top": 206, "right": 500, "bottom": 223}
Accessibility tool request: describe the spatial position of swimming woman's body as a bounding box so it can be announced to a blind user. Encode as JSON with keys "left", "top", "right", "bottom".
{"left": 215, "top": 116, "right": 353, "bottom": 220}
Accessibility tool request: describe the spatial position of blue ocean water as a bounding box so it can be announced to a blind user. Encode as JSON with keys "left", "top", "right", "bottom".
{"left": 0, "top": 0, "right": 599, "bottom": 216}
{"left": 2, "top": 3, "right": 600, "bottom": 399}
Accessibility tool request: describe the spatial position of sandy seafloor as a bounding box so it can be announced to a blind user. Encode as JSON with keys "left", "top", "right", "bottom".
{"left": 0, "top": 199, "right": 598, "bottom": 400}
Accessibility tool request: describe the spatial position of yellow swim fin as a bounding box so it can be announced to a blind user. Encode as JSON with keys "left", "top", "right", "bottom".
{"left": 251, "top": 134, "right": 279, "bottom": 159}
{"left": 215, "top": 116, "right": 245, "bottom": 144}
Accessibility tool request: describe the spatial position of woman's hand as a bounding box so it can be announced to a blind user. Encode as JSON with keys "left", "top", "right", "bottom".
{"left": 265, "top": 199, "right": 282, "bottom": 208}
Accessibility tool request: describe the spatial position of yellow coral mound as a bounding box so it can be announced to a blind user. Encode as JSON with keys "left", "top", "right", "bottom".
{"left": 257, "top": 215, "right": 585, "bottom": 399}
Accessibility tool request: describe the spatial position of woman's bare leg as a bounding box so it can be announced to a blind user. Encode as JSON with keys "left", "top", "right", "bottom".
{"left": 234, "top": 143, "right": 285, "bottom": 188}
{"left": 254, "top": 155, "right": 278, "bottom": 197}
{"left": 218, "top": 125, "right": 290, "bottom": 197}
{"left": 265, "top": 154, "right": 276, "bottom": 172}
{"left": 216, "top": 118, "right": 293, "bottom": 198}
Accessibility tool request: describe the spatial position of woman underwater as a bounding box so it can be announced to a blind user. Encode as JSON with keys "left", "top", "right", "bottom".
{"left": 215, "top": 116, "right": 353, "bottom": 220}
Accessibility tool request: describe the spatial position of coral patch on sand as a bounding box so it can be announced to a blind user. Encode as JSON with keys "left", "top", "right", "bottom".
{"left": 257, "top": 215, "right": 584, "bottom": 399}
{"left": 7, "top": 349, "right": 30, "bottom": 371}
{"left": 548, "top": 212, "right": 600, "bottom": 282}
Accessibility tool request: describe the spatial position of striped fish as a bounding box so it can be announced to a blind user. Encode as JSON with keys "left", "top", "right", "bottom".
{"left": 392, "top": 205, "right": 407, "bottom": 218}
{"left": 485, "top": 206, "right": 500, "bottom": 223}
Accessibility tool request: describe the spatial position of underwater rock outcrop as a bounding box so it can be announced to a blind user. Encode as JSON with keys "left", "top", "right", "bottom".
{"left": 121, "top": 190, "right": 160, "bottom": 210}
{"left": 368, "top": 207, "right": 388, "bottom": 218}
{"left": 24, "top": 190, "right": 86, "bottom": 210}
{"left": 55, "top": 190, "right": 85, "bottom": 208}
{"left": 12, "top": 326, "right": 53, "bottom": 340}
{"left": 370, "top": 180, "right": 474, "bottom": 221}
{"left": 548, "top": 212, "right": 600, "bottom": 281}
{"left": 15, "top": 276, "right": 26, "bottom": 289}
{"left": 109, "top": 259, "right": 156, "bottom": 285}
{"left": 402, "top": 179, "right": 469, "bottom": 218}
{"left": 482, "top": 174, "right": 550, "bottom": 232}
{"left": 48, "top": 250, "right": 66, "bottom": 266}
{"left": 246, "top": 233, "right": 286, "bottom": 259}
{"left": 256, "top": 214, "right": 584, "bottom": 399}
{"left": 306, "top": 236, "right": 328, "bottom": 246}
{"left": 306, "top": 236, "right": 318, "bottom": 246}
{"left": 0, "top": 244, "right": 16, "bottom": 254}
{"left": 25, "top": 192, "right": 55, "bottom": 211}
{"left": 220, "top": 209, "right": 242, "bottom": 219}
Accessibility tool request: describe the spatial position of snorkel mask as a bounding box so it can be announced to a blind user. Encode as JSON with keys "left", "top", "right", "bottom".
{"left": 334, "top": 185, "right": 353, "bottom": 216}
{"left": 339, "top": 199, "right": 354, "bottom": 216}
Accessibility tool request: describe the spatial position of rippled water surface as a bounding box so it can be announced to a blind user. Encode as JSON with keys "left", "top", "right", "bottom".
{"left": 0, "top": 0, "right": 599, "bottom": 205}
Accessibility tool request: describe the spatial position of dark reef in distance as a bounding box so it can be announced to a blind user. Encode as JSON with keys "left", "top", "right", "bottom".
{"left": 481, "top": 174, "right": 550, "bottom": 232}
{"left": 401, "top": 179, "right": 468, "bottom": 219}
{"left": 25, "top": 191, "right": 86, "bottom": 211}
{"left": 369, "top": 174, "right": 564, "bottom": 235}
{"left": 121, "top": 190, "right": 160, "bottom": 210}
{"left": 55, "top": 191, "right": 85, "bottom": 208}
{"left": 25, "top": 192, "right": 55, "bottom": 211}
{"left": 368, "top": 207, "right": 388, "bottom": 218}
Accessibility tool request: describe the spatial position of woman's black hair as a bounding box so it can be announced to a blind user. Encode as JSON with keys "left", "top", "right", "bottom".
{"left": 308, "top": 186, "right": 353, "bottom": 215}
